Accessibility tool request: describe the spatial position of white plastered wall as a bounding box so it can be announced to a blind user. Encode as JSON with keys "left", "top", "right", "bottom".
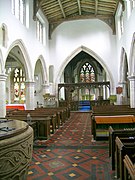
{"left": 49, "top": 19, "right": 118, "bottom": 94}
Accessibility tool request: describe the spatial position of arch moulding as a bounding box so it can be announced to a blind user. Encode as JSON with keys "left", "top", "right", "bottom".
{"left": 5, "top": 39, "right": 33, "bottom": 81}
{"left": 35, "top": 55, "right": 48, "bottom": 84}
{"left": 55, "top": 45, "right": 114, "bottom": 93}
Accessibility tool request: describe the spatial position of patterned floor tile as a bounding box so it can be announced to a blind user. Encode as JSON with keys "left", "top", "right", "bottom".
{"left": 27, "top": 112, "right": 114, "bottom": 180}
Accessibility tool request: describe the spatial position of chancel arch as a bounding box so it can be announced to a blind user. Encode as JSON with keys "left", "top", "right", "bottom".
{"left": 56, "top": 46, "right": 114, "bottom": 90}
{"left": 57, "top": 46, "right": 112, "bottom": 109}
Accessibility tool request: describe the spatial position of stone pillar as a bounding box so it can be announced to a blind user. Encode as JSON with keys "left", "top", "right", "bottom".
{"left": 25, "top": 81, "right": 35, "bottom": 110}
{"left": 119, "top": 81, "right": 128, "bottom": 104}
{"left": 42, "top": 83, "right": 50, "bottom": 106}
{"left": 128, "top": 76, "right": 135, "bottom": 108}
{"left": 42, "top": 83, "right": 50, "bottom": 95}
{"left": 0, "top": 74, "right": 8, "bottom": 117}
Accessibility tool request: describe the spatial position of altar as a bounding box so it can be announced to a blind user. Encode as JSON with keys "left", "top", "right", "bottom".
{"left": 6, "top": 104, "right": 26, "bottom": 110}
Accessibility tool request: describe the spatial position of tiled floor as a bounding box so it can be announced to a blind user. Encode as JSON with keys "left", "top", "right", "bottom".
{"left": 27, "top": 112, "right": 115, "bottom": 180}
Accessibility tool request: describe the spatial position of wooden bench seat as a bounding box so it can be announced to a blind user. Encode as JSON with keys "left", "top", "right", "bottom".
{"left": 115, "top": 136, "right": 135, "bottom": 180}
{"left": 92, "top": 115, "right": 135, "bottom": 140}
{"left": 91, "top": 105, "right": 135, "bottom": 119}
{"left": 95, "top": 115, "right": 134, "bottom": 124}
{"left": 123, "top": 155, "right": 135, "bottom": 180}
{"left": 108, "top": 126, "right": 135, "bottom": 170}
{"left": 41, "top": 107, "right": 70, "bottom": 120}
{"left": 6, "top": 113, "right": 55, "bottom": 140}
{"left": 7, "top": 110, "right": 58, "bottom": 132}
{"left": 6, "top": 107, "right": 70, "bottom": 140}
{"left": 35, "top": 108, "right": 68, "bottom": 125}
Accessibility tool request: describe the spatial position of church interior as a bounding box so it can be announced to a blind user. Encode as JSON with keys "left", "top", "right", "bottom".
{"left": 0, "top": 0, "right": 135, "bottom": 179}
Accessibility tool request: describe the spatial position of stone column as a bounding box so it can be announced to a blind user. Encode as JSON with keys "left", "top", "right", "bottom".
{"left": 0, "top": 74, "right": 8, "bottom": 117}
{"left": 25, "top": 81, "right": 35, "bottom": 110}
{"left": 42, "top": 83, "right": 50, "bottom": 95}
{"left": 42, "top": 83, "right": 50, "bottom": 106}
{"left": 120, "top": 81, "right": 128, "bottom": 104}
{"left": 128, "top": 76, "right": 135, "bottom": 108}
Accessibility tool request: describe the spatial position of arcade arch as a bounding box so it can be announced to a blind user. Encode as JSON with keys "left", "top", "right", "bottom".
{"left": 5, "top": 40, "right": 35, "bottom": 110}
{"left": 128, "top": 32, "right": 135, "bottom": 108}
{"left": 34, "top": 56, "right": 48, "bottom": 107}
{"left": 119, "top": 47, "right": 130, "bottom": 105}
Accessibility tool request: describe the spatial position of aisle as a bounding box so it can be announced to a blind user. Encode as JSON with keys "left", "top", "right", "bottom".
{"left": 27, "top": 112, "right": 114, "bottom": 180}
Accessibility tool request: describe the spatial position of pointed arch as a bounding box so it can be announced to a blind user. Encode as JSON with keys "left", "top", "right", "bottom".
{"left": 0, "top": 49, "right": 4, "bottom": 73}
{"left": 5, "top": 39, "right": 32, "bottom": 81}
{"left": 129, "top": 32, "right": 135, "bottom": 76}
{"left": 55, "top": 45, "right": 114, "bottom": 91}
{"left": 35, "top": 55, "right": 48, "bottom": 84}
{"left": 119, "top": 47, "right": 128, "bottom": 83}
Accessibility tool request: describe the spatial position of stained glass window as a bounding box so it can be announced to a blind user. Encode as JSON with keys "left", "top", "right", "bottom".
{"left": 80, "top": 62, "right": 95, "bottom": 82}
{"left": 14, "top": 68, "right": 25, "bottom": 102}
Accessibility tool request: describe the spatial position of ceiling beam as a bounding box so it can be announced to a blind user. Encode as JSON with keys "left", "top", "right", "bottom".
{"left": 57, "top": 0, "right": 66, "bottom": 18}
{"left": 77, "top": 0, "right": 81, "bottom": 15}
{"left": 49, "top": 14, "right": 113, "bottom": 24}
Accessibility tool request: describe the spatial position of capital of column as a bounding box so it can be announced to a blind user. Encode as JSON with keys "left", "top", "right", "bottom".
{"left": 0, "top": 73, "right": 8, "bottom": 81}
{"left": 118, "top": 81, "right": 127, "bottom": 85}
{"left": 25, "top": 81, "right": 35, "bottom": 87}
{"left": 42, "top": 83, "right": 50, "bottom": 88}
{"left": 128, "top": 75, "right": 135, "bottom": 81}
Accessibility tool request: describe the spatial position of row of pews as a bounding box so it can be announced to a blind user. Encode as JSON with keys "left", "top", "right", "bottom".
{"left": 6, "top": 106, "right": 70, "bottom": 140}
{"left": 91, "top": 105, "right": 135, "bottom": 140}
{"left": 109, "top": 127, "right": 135, "bottom": 179}
{"left": 91, "top": 105, "right": 135, "bottom": 179}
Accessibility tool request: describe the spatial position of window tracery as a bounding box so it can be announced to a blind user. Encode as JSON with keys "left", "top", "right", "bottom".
{"left": 13, "top": 68, "right": 25, "bottom": 102}
{"left": 80, "top": 62, "right": 95, "bottom": 83}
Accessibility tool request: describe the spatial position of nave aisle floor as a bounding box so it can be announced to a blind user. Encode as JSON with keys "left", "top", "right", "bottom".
{"left": 27, "top": 112, "right": 115, "bottom": 180}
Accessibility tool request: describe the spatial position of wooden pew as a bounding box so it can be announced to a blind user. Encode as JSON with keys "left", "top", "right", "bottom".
{"left": 123, "top": 155, "right": 135, "bottom": 180}
{"left": 6, "top": 113, "right": 54, "bottom": 140}
{"left": 91, "top": 105, "right": 135, "bottom": 119}
{"left": 6, "top": 106, "right": 70, "bottom": 139}
{"left": 108, "top": 126, "right": 135, "bottom": 170}
{"left": 35, "top": 107, "right": 69, "bottom": 125}
{"left": 6, "top": 110, "right": 58, "bottom": 133}
{"left": 92, "top": 115, "right": 135, "bottom": 140}
{"left": 115, "top": 136, "right": 135, "bottom": 180}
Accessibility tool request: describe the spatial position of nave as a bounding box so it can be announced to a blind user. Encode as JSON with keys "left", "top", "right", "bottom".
{"left": 27, "top": 112, "right": 114, "bottom": 180}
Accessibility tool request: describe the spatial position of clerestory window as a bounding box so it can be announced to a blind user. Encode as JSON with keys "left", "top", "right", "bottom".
{"left": 36, "top": 17, "right": 44, "bottom": 44}
{"left": 11, "top": 0, "right": 26, "bottom": 25}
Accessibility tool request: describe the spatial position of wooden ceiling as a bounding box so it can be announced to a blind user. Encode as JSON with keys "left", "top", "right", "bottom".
{"left": 34, "top": 0, "right": 123, "bottom": 37}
